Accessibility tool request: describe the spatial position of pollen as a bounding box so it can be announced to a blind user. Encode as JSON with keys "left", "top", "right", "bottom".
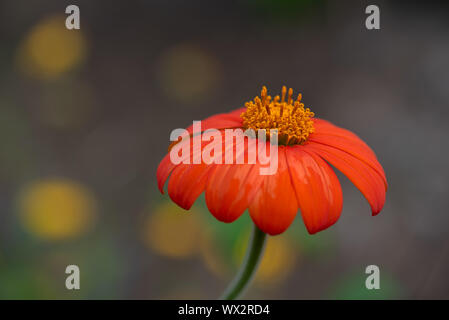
{"left": 241, "top": 86, "right": 315, "bottom": 145}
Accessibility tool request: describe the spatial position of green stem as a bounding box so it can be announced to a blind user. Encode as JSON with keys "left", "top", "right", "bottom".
{"left": 220, "top": 224, "right": 267, "bottom": 300}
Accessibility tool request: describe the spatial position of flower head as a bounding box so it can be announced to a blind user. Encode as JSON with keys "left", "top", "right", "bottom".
{"left": 241, "top": 86, "right": 314, "bottom": 145}
{"left": 157, "top": 86, "right": 387, "bottom": 235}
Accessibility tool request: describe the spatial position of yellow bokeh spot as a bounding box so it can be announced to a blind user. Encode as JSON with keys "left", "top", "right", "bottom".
{"left": 256, "top": 236, "right": 297, "bottom": 285}
{"left": 17, "top": 15, "right": 86, "bottom": 79}
{"left": 199, "top": 232, "right": 229, "bottom": 278}
{"left": 143, "top": 202, "right": 202, "bottom": 259}
{"left": 157, "top": 45, "right": 221, "bottom": 103}
{"left": 234, "top": 232, "right": 297, "bottom": 286}
{"left": 18, "top": 179, "right": 97, "bottom": 240}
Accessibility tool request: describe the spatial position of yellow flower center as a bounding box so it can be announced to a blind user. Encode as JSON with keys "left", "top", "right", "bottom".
{"left": 241, "top": 86, "right": 315, "bottom": 145}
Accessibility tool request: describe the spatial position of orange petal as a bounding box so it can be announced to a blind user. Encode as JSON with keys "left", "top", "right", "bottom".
{"left": 156, "top": 152, "right": 178, "bottom": 194}
{"left": 311, "top": 119, "right": 387, "bottom": 188}
{"left": 157, "top": 135, "right": 215, "bottom": 193}
{"left": 185, "top": 109, "right": 243, "bottom": 135}
{"left": 286, "top": 146, "right": 343, "bottom": 234}
{"left": 162, "top": 128, "right": 248, "bottom": 212}
{"left": 205, "top": 134, "right": 263, "bottom": 222}
{"left": 313, "top": 119, "right": 379, "bottom": 158}
{"left": 205, "top": 164, "right": 263, "bottom": 223}
{"left": 167, "top": 163, "right": 214, "bottom": 210}
{"left": 248, "top": 147, "right": 298, "bottom": 235}
{"left": 157, "top": 109, "right": 245, "bottom": 194}
{"left": 226, "top": 107, "right": 246, "bottom": 118}
{"left": 304, "top": 142, "right": 386, "bottom": 215}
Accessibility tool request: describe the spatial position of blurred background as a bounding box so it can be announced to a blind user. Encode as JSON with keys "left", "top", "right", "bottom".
{"left": 0, "top": 0, "right": 448, "bottom": 299}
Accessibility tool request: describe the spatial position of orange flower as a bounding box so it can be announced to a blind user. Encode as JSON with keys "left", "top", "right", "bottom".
{"left": 157, "top": 86, "right": 387, "bottom": 236}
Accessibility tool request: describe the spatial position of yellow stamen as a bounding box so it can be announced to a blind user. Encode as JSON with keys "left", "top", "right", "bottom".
{"left": 241, "top": 86, "right": 315, "bottom": 145}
